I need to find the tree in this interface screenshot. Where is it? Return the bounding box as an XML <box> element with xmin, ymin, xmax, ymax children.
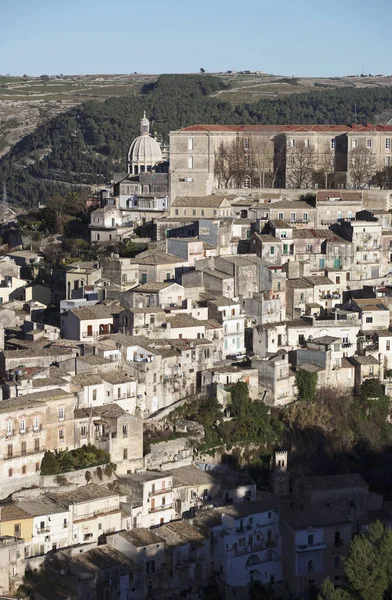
<box><xmin>214</xmin><ymin>142</ymin><xmax>232</xmax><ymax>187</ymax></box>
<box><xmin>316</xmin><ymin>148</ymin><xmax>335</xmax><ymax>189</ymax></box>
<box><xmin>317</xmin><ymin>578</ymin><xmax>351</xmax><ymax>600</ymax></box>
<box><xmin>348</xmin><ymin>147</ymin><xmax>377</xmax><ymax>188</ymax></box>
<box><xmin>40</xmin><ymin>451</ymin><xmax>59</xmax><ymax>475</ymax></box>
<box><xmin>214</xmin><ymin>138</ymin><xmax>249</xmax><ymax>188</ymax></box>
<box><xmin>250</xmin><ymin>136</ymin><xmax>274</xmax><ymax>188</ymax></box>
<box><xmin>200</xmin><ymin>68</ymin><xmax>206</xmax><ymax>74</ymax></box>
<box><xmin>227</xmin><ymin>137</ymin><xmax>249</xmax><ymax>188</ymax></box>
<box><xmin>286</xmin><ymin>140</ymin><xmax>316</xmax><ymax>188</ymax></box>
<box><xmin>371</xmin><ymin>166</ymin><xmax>392</xmax><ymax>189</ymax></box>
<box><xmin>295</xmin><ymin>369</ymin><xmax>318</xmax><ymax>402</ymax></box>
<box><xmin>344</xmin><ymin>523</ymin><xmax>388</xmax><ymax>600</ymax></box>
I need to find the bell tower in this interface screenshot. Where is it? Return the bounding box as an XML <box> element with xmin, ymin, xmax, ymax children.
<box><xmin>270</xmin><ymin>450</ymin><xmax>289</xmax><ymax>496</ymax></box>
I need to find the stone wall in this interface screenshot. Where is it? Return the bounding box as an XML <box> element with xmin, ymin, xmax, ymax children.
<box><xmin>40</xmin><ymin>464</ymin><xmax>117</xmax><ymax>491</ymax></box>
<box><xmin>144</xmin><ymin>437</ymin><xmax>193</xmax><ymax>471</ymax></box>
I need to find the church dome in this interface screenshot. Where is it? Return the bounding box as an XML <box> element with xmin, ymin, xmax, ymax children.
<box><xmin>127</xmin><ymin>112</ymin><xmax>163</xmax><ymax>174</ymax></box>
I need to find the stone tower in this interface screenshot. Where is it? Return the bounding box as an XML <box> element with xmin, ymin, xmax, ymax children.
<box><xmin>270</xmin><ymin>450</ymin><xmax>289</xmax><ymax>496</ymax></box>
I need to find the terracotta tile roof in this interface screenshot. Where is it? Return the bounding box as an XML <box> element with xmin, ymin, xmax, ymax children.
<box><xmin>119</xmin><ymin>528</ymin><xmax>164</xmax><ymax>547</ymax></box>
<box><xmin>178</xmin><ymin>124</ymin><xmax>392</xmax><ymax>133</ymax></box>
<box><xmin>50</xmin><ymin>483</ymin><xmax>119</xmax><ymax>505</ymax></box>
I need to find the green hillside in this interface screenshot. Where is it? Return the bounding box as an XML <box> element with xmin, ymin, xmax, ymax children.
<box><xmin>2</xmin><ymin>74</ymin><xmax>392</xmax><ymax>207</ymax></box>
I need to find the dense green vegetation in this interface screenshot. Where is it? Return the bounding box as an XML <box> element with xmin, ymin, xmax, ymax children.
<box><xmin>170</xmin><ymin>379</ymin><xmax>392</xmax><ymax>496</ymax></box>
<box><xmin>40</xmin><ymin>445</ymin><xmax>111</xmax><ymax>475</ymax></box>
<box><xmin>318</xmin><ymin>521</ymin><xmax>392</xmax><ymax>600</ymax></box>
<box><xmin>2</xmin><ymin>74</ymin><xmax>392</xmax><ymax>206</ymax></box>
<box><xmin>295</xmin><ymin>369</ymin><xmax>318</xmax><ymax>401</ymax></box>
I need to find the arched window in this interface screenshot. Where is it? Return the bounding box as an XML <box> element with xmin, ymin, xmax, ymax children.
<box><xmin>246</xmin><ymin>555</ymin><xmax>261</xmax><ymax>567</ymax></box>
<box><xmin>242</xmin><ymin>176</ymin><xmax>251</xmax><ymax>189</ymax></box>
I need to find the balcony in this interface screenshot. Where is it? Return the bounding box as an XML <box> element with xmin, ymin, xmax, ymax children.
<box><xmin>228</xmin><ymin>539</ymin><xmax>278</xmax><ymax>558</ymax></box>
<box><xmin>37</xmin><ymin>527</ymin><xmax>51</xmax><ymax>534</ymax></box>
<box><xmin>319</xmin><ymin>293</ymin><xmax>341</xmax><ymax>300</ymax></box>
<box><xmin>296</xmin><ymin>542</ymin><xmax>326</xmax><ymax>552</ymax></box>
<box><xmin>74</xmin><ymin>506</ymin><xmax>120</xmax><ymax>521</ymax></box>
<box><xmin>148</xmin><ymin>486</ymin><xmax>173</xmax><ymax>497</ymax></box>
<box><xmin>342</xmin><ymin>342</ymin><xmax>353</xmax><ymax>348</ymax></box>
<box><xmin>148</xmin><ymin>503</ymin><xmax>174</xmax><ymax>514</ymax></box>
<box><xmin>357</xmin><ymin>258</ymin><xmax>379</xmax><ymax>264</ymax></box>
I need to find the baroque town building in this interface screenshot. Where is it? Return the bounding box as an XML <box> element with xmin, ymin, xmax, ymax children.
<box><xmin>169</xmin><ymin>123</ymin><xmax>392</xmax><ymax>198</ymax></box>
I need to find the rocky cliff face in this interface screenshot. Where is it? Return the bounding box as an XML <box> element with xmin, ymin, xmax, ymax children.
<box><xmin>0</xmin><ymin>99</ymin><xmax>80</xmax><ymax>157</ymax></box>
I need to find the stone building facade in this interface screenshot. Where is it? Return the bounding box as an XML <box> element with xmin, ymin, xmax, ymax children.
<box><xmin>169</xmin><ymin>124</ymin><xmax>392</xmax><ymax>198</ymax></box>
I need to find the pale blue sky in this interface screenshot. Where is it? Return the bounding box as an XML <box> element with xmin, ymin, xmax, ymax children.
<box><xmin>1</xmin><ymin>0</ymin><xmax>390</xmax><ymax>77</ymax></box>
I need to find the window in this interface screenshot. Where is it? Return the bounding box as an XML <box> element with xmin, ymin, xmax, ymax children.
<box><xmin>8</xmin><ymin>469</ymin><xmax>12</xmax><ymax>478</ymax></box>
<box><xmin>330</xmin><ymin>139</ymin><xmax>335</xmax><ymax>150</ymax></box>
<box><xmin>306</xmin><ymin>244</ymin><xmax>313</xmax><ymax>253</ymax></box>
<box><xmin>308</xmin><ymin>534</ymin><xmax>314</xmax><ymax>546</ymax></box>
<box><xmin>34</xmin><ymin>439</ymin><xmax>40</xmax><ymax>452</ymax></box>
<box><xmin>21</xmin><ymin>442</ymin><xmax>26</xmax><ymax>456</ymax></box>
<box><xmin>59</xmin><ymin>429</ymin><xmax>64</xmax><ymax>441</ymax></box>
<box><xmin>369</xmin><ymin>366</ymin><xmax>374</xmax><ymax>375</ymax></box>
<box><xmin>387</xmin><ymin>341</ymin><xmax>391</xmax><ymax>351</ymax></box>
<box><xmin>290</xmin><ymin>213</ymin><xmax>296</xmax><ymax>222</ymax></box>
<box><xmin>289</xmin><ymin>139</ymin><xmax>295</xmax><ymax>147</ymax></box>
<box><xmin>366</xmin><ymin>316</ymin><xmax>373</xmax><ymax>323</ymax></box>
<box><xmin>187</xmin><ymin>156</ymin><xmax>193</xmax><ymax>169</ymax></box>
<box><xmin>7</xmin><ymin>444</ymin><xmax>12</xmax><ymax>458</ymax></box>
<box><xmin>348</xmin><ymin>211</ymin><xmax>353</xmax><ymax>219</ymax></box>
<box><xmin>187</xmin><ymin>137</ymin><xmax>193</xmax><ymax>151</ymax></box>
<box><xmin>366</xmin><ymin>138</ymin><xmax>373</xmax><ymax>148</ymax></box>
<box><xmin>201</xmin><ymin>209</ymin><xmax>205</xmax><ymax>216</ymax></box>
<box><xmin>336</xmin><ymin>276</ymin><xmax>340</xmax><ymax>284</ymax></box>
<box><xmin>22</xmin><ymin>465</ymin><xmax>26</xmax><ymax>474</ymax></box>
<box><xmin>352</xmin><ymin>138</ymin><xmax>358</xmax><ymax>149</ymax></box>
<box><xmin>123</xmin><ymin>448</ymin><xmax>128</xmax><ymax>460</ymax></box>
<box><xmin>303</xmin><ymin>213</ymin><xmax>308</xmax><ymax>222</ymax></box>
<box><xmin>192</xmin><ymin>209</ymin><xmax>196</xmax><ymax>216</ymax></box>
<box><xmin>20</xmin><ymin>419</ymin><xmax>26</xmax><ymax>434</ymax></box>
<box><xmin>244</xmin><ymin>138</ymin><xmax>250</xmax><ymax>150</ymax></box>
<box><xmin>175</xmin><ymin>208</ymin><xmax>179</xmax><ymax>216</ymax></box>
<box><xmin>386</xmin><ymin>138</ymin><xmax>391</xmax><ymax>151</ymax></box>
<box><xmin>304</xmin><ymin>139</ymin><xmax>310</xmax><ymax>147</ymax></box>
<box><xmin>278</xmin><ymin>212</ymin><xmax>284</xmax><ymax>220</ymax></box>
<box><xmin>122</xmin><ymin>425</ymin><xmax>128</xmax><ymax>437</ymax></box>
<box><xmin>33</xmin><ymin>417</ymin><xmax>39</xmax><ymax>431</ymax></box>
<box><xmin>58</xmin><ymin>408</ymin><xmax>64</xmax><ymax>421</ymax></box>
<box><xmin>270</xmin><ymin>246</ymin><xmax>275</xmax><ymax>255</ymax></box>
<box><xmin>36</xmin><ymin>462</ymin><xmax>40</xmax><ymax>472</ymax></box>
<box><xmin>319</xmin><ymin>258</ymin><xmax>325</xmax><ymax>268</ymax></box>
<box><xmin>6</xmin><ymin>420</ymin><xmax>12</xmax><ymax>436</ymax></box>
<box><xmin>385</xmin><ymin>156</ymin><xmax>391</xmax><ymax>167</ymax></box>
<box><xmin>281</xmin><ymin>231</ymin><xmax>286</xmax><ymax>239</ymax></box>
<box><xmin>92</xmin><ymin>389</ymin><xmax>97</xmax><ymax>402</ymax></box>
